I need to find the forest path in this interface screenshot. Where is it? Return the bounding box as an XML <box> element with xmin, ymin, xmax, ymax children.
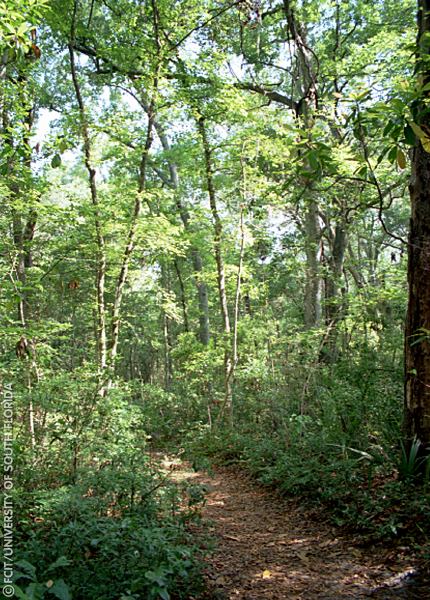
<box><xmin>162</xmin><ymin>455</ymin><xmax>428</xmax><ymax>599</ymax></box>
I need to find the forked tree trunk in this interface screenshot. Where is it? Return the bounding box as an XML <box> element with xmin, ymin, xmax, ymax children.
<box><xmin>404</xmin><ymin>0</ymin><xmax>430</xmax><ymax>451</ymax></box>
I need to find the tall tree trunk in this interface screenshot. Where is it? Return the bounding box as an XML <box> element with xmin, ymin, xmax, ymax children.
<box><xmin>320</xmin><ymin>219</ymin><xmax>348</xmax><ymax>362</ymax></box>
<box><xmin>326</xmin><ymin>222</ymin><xmax>347</xmax><ymax>321</ymax></box>
<box><xmin>303</xmin><ymin>202</ymin><xmax>321</xmax><ymax>328</ymax></box>
<box><xmin>68</xmin><ymin>0</ymin><xmax>107</xmax><ymax>373</ymax></box>
<box><xmin>109</xmin><ymin>109</ymin><xmax>155</xmax><ymax>370</ymax></box>
<box><xmin>173</xmin><ymin>259</ymin><xmax>189</xmax><ymax>332</ymax></box>
<box><xmin>162</xmin><ymin>136</ymin><xmax>211</xmax><ymax>345</ymax></box>
<box><xmin>404</xmin><ymin>0</ymin><xmax>430</xmax><ymax>451</ymax></box>
<box><xmin>109</xmin><ymin>0</ymin><xmax>161</xmax><ymax>382</ymax></box>
<box><xmin>283</xmin><ymin>0</ymin><xmax>322</xmax><ymax>328</ymax></box>
<box><xmin>197</xmin><ymin>116</ymin><xmax>233</xmax><ymax>423</ymax></box>
<box><xmin>4</xmin><ymin>58</ymin><xmax>40</xmax><ymax>449</ymax></box>
<box><xmin>233</xmin><ymin>206</ymin><xmax>245</xmax><ymax>372</ymax></box>
<box><xmin>161</xmin><ymin>265</ymin><xmax>174</xmax><ymax>389</ymax></box>
<box><xmin>138</xmin><ymin>96</ymin><xmax>211</xmax><ymax>345</ymax></box>
<box><xmin>191</xmin><ymin>249</ymin><xmax>211</xmax><ymax>346</ymax></box>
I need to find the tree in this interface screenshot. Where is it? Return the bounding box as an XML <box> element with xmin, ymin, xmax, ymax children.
<box><xmin>404</xmin><ymin>0</ymin><xmax>430</xmax><ymax>452</ymax></box>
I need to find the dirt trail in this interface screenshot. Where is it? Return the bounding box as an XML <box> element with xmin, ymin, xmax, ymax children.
<box><xmin>167</xmin><ymin>459</ymin><xmax>429</xmax><ymax>599</ymax></box>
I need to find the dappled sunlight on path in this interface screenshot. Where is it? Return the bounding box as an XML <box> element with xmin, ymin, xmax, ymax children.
<box><xmin>179</xmin><ymin>466</ymin><xmax>429</xmax><ymax>599</ymax></box>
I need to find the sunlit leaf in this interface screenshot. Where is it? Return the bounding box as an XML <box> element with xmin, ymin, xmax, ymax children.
<box><xmin>396</xmin><ymin>148</ymin><xmax>406</xmax><ymax>169</ymax></box>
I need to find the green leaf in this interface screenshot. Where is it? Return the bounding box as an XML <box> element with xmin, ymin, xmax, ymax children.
<box><xmin>421</xmin><ymin>136</ymin><xmax>430</xmax><ymax>153</ymax></box>
<box><xmin>58</xmin><ymin>138</ymin><xmax>68</xmax><ymax>153</ymax></box>
<box><xmin>353</xmin><ymin>89</ymin><xmax>371</xmax><ymax>102</ymax></box>
<box><xmin>51</xmin><ymin>154</ymin><xmax>62</xmax><ymax>168</ymax></box>
<box><xmin>407</xmin><ymin>122</ymin><xmax>430</xmax><ymax>152</ymax></box>
<box><xmin>25</xmin><ymin>582</ymin><xmax>46</xmax><ymax>600</ymax></box>
<box><xmin>307</xmin><ymin>151</ymin><xmax>320</xmax><ymax>171</ymax></box>
<box><xmin>48</xmin><ymin>579</ymin><xmax>71</xmax><ymax>600</ymax></box>
<box><xmin>46</xmin><ymin>557</ymin><xmax>72</xmax><ymax>573</ymax></box>
<box><xmin>12</xmin><ymin>585</ymin><xmax>31</xmax><ymax>600</ymax></box>
<box><xmin>16</xmin><ymin>561</ymin><xmax>37</xmax><ymax>582</ymax></box>
<box><xmin>383</xmin><ymin>121</ymin><xmax>394</xmax><ymax>137</ymax></box>
<box><xmin>387</xmin><ymin>146</ymin><xmax>398</xmax><ymax>164</ymax></box>
<box><xmin>404</xmin><ymin>124</ymin><xmax>416</xmax><ymax>146</ymax></box>
<box><xmin>157</xmin><ymin>588</ymin><xmax>170</xmax><ymax>600</ymax></box>
<box><xmin>17</xmin><ymin>22</ymin><xmax>30</xmax><ymax>37</ymax></box>
<box><xmin>409</xmin><ymin>121</ymin><xmax>426</xmax><ymax>140</ymax></box>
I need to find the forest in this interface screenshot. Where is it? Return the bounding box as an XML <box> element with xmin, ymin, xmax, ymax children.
<box><xmin>1</xmin><ymin>0</ymin><xmax>430</xmax><ymax>598</ymax></box>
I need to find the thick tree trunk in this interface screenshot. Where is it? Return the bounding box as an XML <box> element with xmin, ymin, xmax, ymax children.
<box><xmin>160</xmin><ymin>264</ymin><xmax>174</xmax><ymax>388</ymax></box>
<box><xmin>320</xmin><ymin>220</ymin><xmax>348</xmax><ymax>361</ymax></box>
<box><xmin>327</xmin><ymin>223</ymin><xmax>347</xmax><ymax>318</ymax></box>
<box><xmin>198</xmin><ymin>117</ymin><xmax>231</xmax><ymax>336</ymax></box>
<box><xmin>191</xmin><ymin>249</ymin><xmax>211</xmax><ymax>346</ymax></box>
<box><xmin>405</xmin><ymin>143</ymin><xmax>430</xmax><ymax>448</ymax></box>
<box><xmin>158</xmin><ymin>126</ymin><xmax>211</xmax><ymax>344</ymax></box>
<box><xmin>4</xmin><ymin>62</ymin><xmax>40</xmax><ymax>449</ymax></box>
<box><xmin>404</xmin><ymin>0</ymin><xmax>430</xmax><ymax>451</ymax></box>
<box><xmin>109</xmin><ymin>2</ymin><xmax>161</xmax><ymax>377</ymax></box>
<box><xmin>157</xmin><ymin>123</ymin><xmax>211</xmax><ymax>345</ymax></box>
<box><xmin>283</xmin><ymin>0</ymin><xmax>321</xmax><ymax>329</ymax></box>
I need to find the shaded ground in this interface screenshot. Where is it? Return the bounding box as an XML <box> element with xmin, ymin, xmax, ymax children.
<box><xmin>163</xmin><ymin>456</ymin><xmax>429</xmax><ymax>599</ymax></box>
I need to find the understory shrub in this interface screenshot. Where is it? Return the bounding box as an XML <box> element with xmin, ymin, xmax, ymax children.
<box><xmin>2</xmin><ymin>373</ymin><xmax>205</xmax><ymax>600</ymax></box>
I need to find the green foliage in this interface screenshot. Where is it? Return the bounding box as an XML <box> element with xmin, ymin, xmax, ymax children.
<box><xmin>399</xmin><ymin>437</ymin><xmax>430</xmax><ymax>482</ymax></box>
<box><xmin>0</xmin><ymin>0</ymin><xmax>427</xmax><ymax>593</ymax></box>
<box><xmin>2</xmin><ymin>377</ymin><xmax>204</xmax><ymax>600</ymax></box>
<box><xmin>10</xmin><ymin>483</ymin><xmax>202</xmax><ymax>600</ymax></box>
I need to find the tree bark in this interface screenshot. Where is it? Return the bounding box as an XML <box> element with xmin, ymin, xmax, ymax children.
<box><xmin>109</xmin><ymin>0</ymin><xmax>161</xmax><ymax>382</ymax></box>
<box><xmin>303</xmin><ymin>202</ymin><xmax>321</xmax><ymax>328</ymax></box>
<box><xmin>68</xmin><ymin>0</ymin><xmax>107</xmax><ymax>373</ymax></box>
<box><xmin>152</xmin><ymin>109</ymin><xmax>211</xmax><ymax>345</ymax></box>
<box><xmin>404</xmin><ymin>0</ymin><xmax>430</xmax><ymax>450</ymax></box>
<box><xmin>283</xmin><ymin>0</ymin><xmax>322</xmax><ymax>328</ymax></box>
<box><xmin>197</xmin><ymin>115</ymin><xmax>233</xmax><ymax>423</ymax></box>
<box><xmin>3</xmin><ymin>55</ymin><xmax>40</xmax><ymax>449</ymax></box>
<box><xmin>320</xmin><ymin>218</ymin><xmax>348</xmax><ymax>361</ymax></box>
<box><xmin>161</xmin><ymin>265</ymin><xmax>174</xmax><ymax>389</ymax></box>
<box><xmin>173</xmin><ymin>259</ymin><xmax>189</xmax><ymax>332</ymax></box>
<box><xmin>109</xmin><ymin>109</ymin><xmax>154</xmax><ymax>369</ymax></box>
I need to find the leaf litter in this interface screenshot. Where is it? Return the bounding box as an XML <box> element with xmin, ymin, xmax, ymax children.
<box><xmin>169</xmin><ymin>462</ymin><xmax>430</xmax><ymax>599</ymax></box>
